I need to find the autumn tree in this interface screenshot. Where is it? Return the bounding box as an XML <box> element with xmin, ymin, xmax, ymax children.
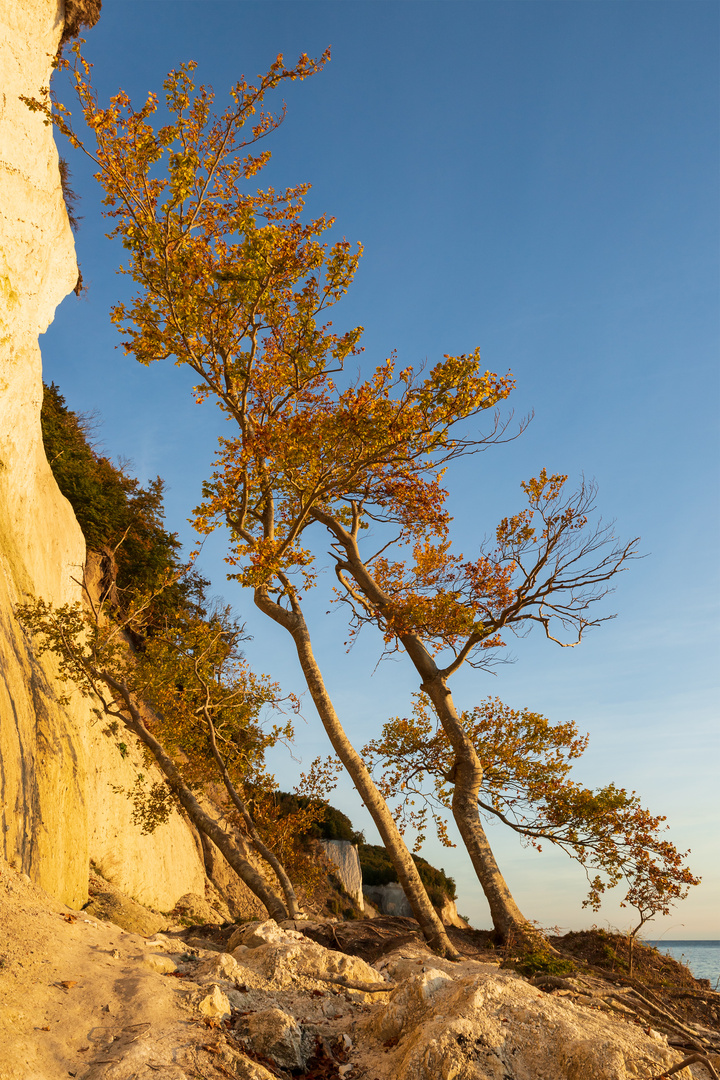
<box><xmin>27</xmin><ymin>47</ymin><xmax>660</xmax><ymax>950</ymax></box>
<box><xmin>16</xmin><ymin>576</ymin><xmax>304</xmax><ymax>920</ymax></box>
<box><xmin>37</xmin><ymin>380</ymin><xmax>306</xmax><ymax>916</ymax></box>
<box><xmin>25</xmin><ymin>46</ymin><xmax>459</xmax><ymax>957</ymax></box>
<box><xmin>364</xmin><ymin>695</ymin><xmax>699</xmax><ymax>935</ymax></box>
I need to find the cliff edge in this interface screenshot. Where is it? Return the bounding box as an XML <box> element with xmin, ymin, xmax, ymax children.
<box><xmin>0</xmin><ymin>0</ymin><xmax>205</xmax><ymax>910</ymax></box>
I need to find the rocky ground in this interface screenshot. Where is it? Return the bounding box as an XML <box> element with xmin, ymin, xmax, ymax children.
<box><xmin>1</xmin><ymin>858</ymin><xmax>718</xmax><ymax>1080</ymax></box>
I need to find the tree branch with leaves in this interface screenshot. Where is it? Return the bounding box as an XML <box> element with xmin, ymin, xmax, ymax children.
<box><xmin>364</xmin><ymin>695</ymin><xmax>699</xmax><ymax>936</ymax></box>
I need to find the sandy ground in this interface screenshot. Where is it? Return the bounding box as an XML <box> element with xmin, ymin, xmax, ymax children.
<box><xmin>0</xmin><ymin>861</ymin><xmax>222</xmax><ymax>1080</ymax></box>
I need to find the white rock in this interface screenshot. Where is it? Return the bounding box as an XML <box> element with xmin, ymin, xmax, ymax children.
<box><xmin>367</xmin><ymin>969</ymin><xmax>454</xmax><ymax>1044</ymax></box>
<box><xmin>318</xmin><ymin>840</ymin><xmax>364</xmax><ymax>908</ymax></box>
<box><xmin>198</xmin><ymin>984</ymin><xmax>231</xmax><ymax>1021</ymax></box>
<box><xmin>195</xmin><ymin>952</ymin><xmax>242</xmax><ymax>981</ymax></box>
<box><xmin>437</xmin><ymin>897</ymin><xmax>470</xmax><ymax>928</ymax></box>
<box><xmin>232</xmin><ymin>1057</ymin><xmax>278</xmax><ymax>1080</ymax></box>
<box><xmin>227</xmin><ymin>919</ymin><xmax>306</xmax><ymax>950</ymax></box>
<box><xmin>239</xmin><ymin>938</ymin><xmax>384</xmax><ymax>995</ymax></box>
<box><xmin>143</xmin><ymin>952</ymin><xmax>178</xmax><ymax>974</ymax></box>
<box><xmin>372</xmin><ymin>971</ymin><xmax>684</xmax><ymax>1080</ymax></box>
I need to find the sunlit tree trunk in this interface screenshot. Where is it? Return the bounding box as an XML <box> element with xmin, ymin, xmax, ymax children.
<box><xmin>407</xmin><ymin>656</ymin><xmax>539</xmax><ymax>947</ymax></box>
<box><xmin>321</xmin><ymin>514</ymin><xmax>541</xmax><ymax>946</ymax></box>
<box><xmin>254</xmin><ymin>586</ymin><xmax>459</xmax><ymax>960</ymax></box>
<box><xmin>98</xmin><ymin>670</ymin><xmax>289</xmax><ymax>922</ymax></box>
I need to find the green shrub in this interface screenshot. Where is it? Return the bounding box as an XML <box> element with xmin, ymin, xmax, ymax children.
<box><xmin>269</xmin><ymin>792</ymin><xmax>365</xmax><ymax>845</ymax></box>
<box><xmin>514</xmin><ymin>950</ymin><xmax>576</xmax><ymax>979</ymax></box>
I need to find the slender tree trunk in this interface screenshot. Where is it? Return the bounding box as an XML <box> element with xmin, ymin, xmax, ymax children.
<box><xmin>415</xmin><ymin>669</ymin><xmax>541</xmax><ymax>948</ymax></box>
<box><xmin>203</xmin><ymin>712</ymin><xmax>302</xmax><ymax>919</ymax></box>
<box><xmin>254</xmin><ymin>587</ymin><xmax>459</xmax><ymax>960</ymax></box>
<box><xmin>99</xmin><ymin>671</ymin><xmax>289</xmax><ymax>922</ymax></box>
<box><xmin>315</xmin><ymin>513</ymin><xmax>542</xmax><ymax>947</ymax></box>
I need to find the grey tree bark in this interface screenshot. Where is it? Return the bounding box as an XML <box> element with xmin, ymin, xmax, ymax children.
<box><xmin>254</xmin><ymin>585</ymin><xmax>460</xmax><ymax>960</ymax></box>
<box><xmin>315</xmin><ymin>509</ymin><xmax>542</xmax><ymax>947</ymax></box>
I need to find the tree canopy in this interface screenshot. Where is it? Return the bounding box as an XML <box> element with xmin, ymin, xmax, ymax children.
<box><xmin>21</xmin><ymin>45</ymin><xmax>699</xmax><ymax>950</ymax></box>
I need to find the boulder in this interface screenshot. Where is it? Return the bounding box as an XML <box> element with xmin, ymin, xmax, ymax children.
<box><xmin>246</xmin><ymin>1007</ymin><xmax>306</xmax><ymax>1071</ymax></box>
<box><xmin>367</xmin><ymin>969</ymin><xmax>684</xmax><ymax>1080</ymax></box>
<box><xmin>84</xmin><ymin>886</ymin><xmax>167</xmax><ymax>936</ymax></box>
<box><xmin>194</xmin><ymin>951</ymin><xmax>244</xmax><ymax>982</ymax></box>
<box><xmin>238</xmin><ymin>937</ymin><xmax>389</xmax><ymax>995</ymax></box>
<box><xmin>367</xmin><ymin>969</ymin><xmax>455</xmax><ymax>1044</ymax></box>
<box><xmin>172</xmin><ymin>892</ymin><xmax>225</xmax><ymax>926</ymax></box>
<box><xmin>227</xmin><ymin>919</ymin><xmax>307</xmax><ymax>951</ymax></box>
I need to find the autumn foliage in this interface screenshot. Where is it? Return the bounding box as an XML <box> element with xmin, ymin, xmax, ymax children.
<box><xmin>365</xmin><ymin>695</ymin><xmax>700</xmax><ymax>929</ymax></box>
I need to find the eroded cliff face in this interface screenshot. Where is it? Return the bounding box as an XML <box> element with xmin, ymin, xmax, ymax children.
<box><xmin>0</xmin><ymin>0</ymin><xmax>205</xmax><ymax>910</ymax></box>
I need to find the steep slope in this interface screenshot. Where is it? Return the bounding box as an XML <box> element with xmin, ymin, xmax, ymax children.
<box><xmin>0</xmin><ymin>0</ymin><xmax>205</xmax><ymax>909</ymax></box>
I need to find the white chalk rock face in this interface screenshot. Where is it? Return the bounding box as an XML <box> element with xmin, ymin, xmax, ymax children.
<box><xmin>319</xmin><ymin>840</ymin><xmax>364</xmax><ymax>908</ymax></box>
<box><xmin>0</xmin><ymin>0</ymin><xmax>206</xmax><ymax>910</ymax></box>
<box><xmin>362</xmin><ymin>883</ymin><xmax>414</xmax><ymax>918</ymax></box>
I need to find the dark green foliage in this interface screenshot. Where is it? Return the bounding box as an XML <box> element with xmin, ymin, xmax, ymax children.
<box><xmin>41</xmin><ymin>383</ymin><xmax>202</xmax><ymax>622</ymax></box>
<box><xmin>513</xmin><ymin>950</ymin><xmax>576</xmax><ymax>979</ymax></box>
<box><xmin>358</xmin><ymin>843</ymin><xmax>457</xmax><ymax>906</ymax></box>
<box><xmin>270</xmin><ymin>793</ymin><xmax>365</xmax><ymax>845</ymax></box>
<box><xmin>317</xmin><ymin>803</ymin><xmax>365</xmax><ymax>845</ymax></box>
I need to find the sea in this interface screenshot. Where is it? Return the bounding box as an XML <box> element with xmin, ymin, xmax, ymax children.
<box><xmin>646</xmin><ymin>940</ymin><xmax>720</xmax><ymax>988</ymax></box>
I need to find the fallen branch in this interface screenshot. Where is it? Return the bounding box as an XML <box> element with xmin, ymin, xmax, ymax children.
<box><xmin>651</xmin><ymin>1053</ymin><xmax>720</xmax><ymax>1080</ymax></box>
<box><xmin>312</xmin><ymin>973</ymin><xmax>396</xmax><ymax>993</ymax></box>
<box><xmin>626</xmin><ymin>988</ymin><xmax>716</xmax><ymax>1046</ymax></box>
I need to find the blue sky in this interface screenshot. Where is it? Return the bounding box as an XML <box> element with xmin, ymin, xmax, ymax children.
<box><xmin>43</xmin><ymin>1</ymin><xmax>718</xmax><ymax>936</ymax></box>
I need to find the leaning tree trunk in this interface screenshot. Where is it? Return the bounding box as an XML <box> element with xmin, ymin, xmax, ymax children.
<box><xmin>254</xmin><ymin>587</ymin><xmax>459</xmax><ymax>961</ymax></box>
<box><xmin>323</xmin><ymin>514</ymin><xmax>537</xmax><ymax>946</ymax></box>
<box><xmin>99</xmin><ymin>670</ymin><xmax>289</xmax><ymax>922</ymax></box>
<box><xmin>418</xmin><ymin>669</ymin><xmax>549</xmax><ymax>951</ymax></box>
<box><xmin>203</xmin><ymin>712</ymin><xmax>302</xmax><ymax>919</ymax></box>
<box><xmin>319</xmin><ymin>516</ymin><xmax>542</xmax><ymax>948</ymax></box>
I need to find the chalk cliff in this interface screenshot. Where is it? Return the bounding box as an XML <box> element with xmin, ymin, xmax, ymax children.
<box><xmin>0</xmin><ymin>0</ymin><xmax>205</xmax><ymax>910</ymax></box>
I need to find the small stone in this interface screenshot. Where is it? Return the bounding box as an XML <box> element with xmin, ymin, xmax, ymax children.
<box><xmin>232</xmin><ymin>1057</ymin><xmax>278</xmax><ymax>1080</ymax></box>
<box><xmin>198</xmin><ymin>985</ymin><xmax>231</xmax><ymax>1021</ymax></box>
<box><xmin>143</xmin><ymin>952</ymin><xmax>178</xmax><ymax>974</ymax></box>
